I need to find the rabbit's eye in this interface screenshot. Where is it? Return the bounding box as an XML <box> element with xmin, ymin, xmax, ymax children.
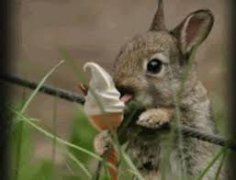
<box><xmin>147</xmin><ymin>58</ymin><xmax>162</xmax><ymax>74</ymax></box>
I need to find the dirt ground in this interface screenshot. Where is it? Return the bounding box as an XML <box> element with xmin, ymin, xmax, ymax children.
<box><xmin>11</xmin><ymin>0</ymin><xmax>230</xmax><ymax>163</ymax></box>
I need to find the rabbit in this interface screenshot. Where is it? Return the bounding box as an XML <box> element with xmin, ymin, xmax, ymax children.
<box><xmin>94</xmin><ymin>0</ymin><xmax>226</xmax><ymax>179</ymax></box>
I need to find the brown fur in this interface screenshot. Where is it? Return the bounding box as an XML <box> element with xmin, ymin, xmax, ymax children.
<box><xmin>95</xmin><ymin>1</ymin><xmax>226</xmax><ymax>179</ymax></box>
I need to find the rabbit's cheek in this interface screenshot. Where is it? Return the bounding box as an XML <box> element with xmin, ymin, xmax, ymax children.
<box><xmin>135</xmin><ymin>93</ymin><xmax>154</xmax><ymax>107</ymax></box>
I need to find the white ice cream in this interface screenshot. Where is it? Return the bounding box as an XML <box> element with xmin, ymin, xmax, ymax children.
<box><xmin>83</xmin><ymin>62</ymin><xmax>124</xmax><ymax>115</ymax></box>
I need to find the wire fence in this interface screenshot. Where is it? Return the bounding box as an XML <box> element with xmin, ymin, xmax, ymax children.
<box><xmin>1</xmin><ymin>74</ymin><xmax>236</xmax><ymax>151</ymax></box>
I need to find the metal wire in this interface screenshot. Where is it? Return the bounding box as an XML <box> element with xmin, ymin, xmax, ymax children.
<box><xmin>1</xmin><ymin>74</ymin><xmax>235</xmax><ymax>151</ymax></box>
<box><xmin>0</xmin><ymin>73</ymin><xmax>85</xmax><ymax>104</ymax></box>
<box><xmin>178</xmin><ymin>125</ymin><xmax>236</xmax><ymax>151</ymax></box>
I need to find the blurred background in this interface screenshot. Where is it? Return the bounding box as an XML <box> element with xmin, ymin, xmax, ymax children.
<box><xmin>8</xmin><ymin>0</ymin><xmax>230</xmax><ymax>179</ymax></box>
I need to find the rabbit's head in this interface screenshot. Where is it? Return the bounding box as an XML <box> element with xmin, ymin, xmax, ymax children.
<box><xmin>113</xmin><ymin>0</ymin><xmax>214</xmax><ymax>108</ymax></box>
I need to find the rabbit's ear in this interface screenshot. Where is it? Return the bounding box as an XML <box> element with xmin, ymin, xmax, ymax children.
<box><xmin>172</xmin><ymin>9</ymin><xmax>214</xmax><ymax>55</ymax></box>
<box><xmin>150</xmin><ymin>0</ymin><xmax>166</xmax><ymax>31</ymax></box>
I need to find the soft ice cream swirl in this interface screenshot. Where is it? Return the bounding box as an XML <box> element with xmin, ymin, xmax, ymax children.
<box><xmin>83</xmin><ymin>62</ymin><xmax>124</xmax><ymax>115</ymax></box>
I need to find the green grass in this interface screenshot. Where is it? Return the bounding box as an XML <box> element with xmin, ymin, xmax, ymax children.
<box><xmin>10</xmin><ymin>105</ymin><xmax>143</xmax><ymax>180</ymax></box>
<box><xmin>10</xmin><ymin>96</ymin><xmax>228</xmax><ymax>180</ymax></box>
<box><xmin>9</xmin><ymin>59</ymin><xmax>143</xmax><ymax>180</ymax></box>
<box><xmin>9</xmin><ymin>55</ymin><xmax>229</xmax><ymax>180</ymax></box>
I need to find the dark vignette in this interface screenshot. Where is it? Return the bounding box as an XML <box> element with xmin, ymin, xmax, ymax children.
<box><xmin>0</xmin><ymin>1</ymin><xmax>233</xmax><ymax>180</ymax></box>
<box><xmin>0</xmin><ymin>0</ymin><xmax>13</xmax><ymax>180</ymax></box>
<box><xmin>229</xmin><ymin>0</ymin><xmax>236</xmax><ymax>179</ymax></box>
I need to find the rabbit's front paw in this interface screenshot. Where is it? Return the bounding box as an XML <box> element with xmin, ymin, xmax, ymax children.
<box><xmin>136</xmin><ymin>108</ymin><xmax>173</xmax><ymax>129</ymax></box>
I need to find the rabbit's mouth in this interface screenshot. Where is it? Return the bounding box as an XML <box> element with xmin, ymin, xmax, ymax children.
<box><xmin>117</xmin><ymin>86</ymin><xmax>135</xmax><ymax>104</ymax></box>
<box><xmin>120</xmin><ymin>94</ymin><xmax>133</xmax><ymax>104</ymax></box>
<box><xmin>118</xmin><ymin>86</ymin><xmax>152</xmax><ymax>107</ymax></box>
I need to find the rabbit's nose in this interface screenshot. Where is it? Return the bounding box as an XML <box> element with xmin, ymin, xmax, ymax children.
<box><xmin>116</xmin><ymin>86</ymin><xmax>134</xmax><ymax>96</ymax></box>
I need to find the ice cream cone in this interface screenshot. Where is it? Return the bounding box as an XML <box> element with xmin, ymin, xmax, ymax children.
<box><xmin>89</xmin><ymin>112</ymin><xmax>123</xmax><ymax>130</ymax></box>
<box><xmin>83</xmin><ymin>62</ymin><xmax>125</xmax><ymax>130</ymax></box>
<box><xmin>82</xmin><ymin>62</ymin><xmax>124</xmax><ymax>180</ymax></box>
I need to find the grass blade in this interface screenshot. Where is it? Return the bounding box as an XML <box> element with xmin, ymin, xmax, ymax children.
<box><xmin>14</xmin><ymin>60</ymin><xmax>64</xmax><ymax>180</ymax></box>
<box><xmin>215</xmin><ymin>149</ymin><xmax>228</xmax><ymax>180</ymax></box>
<box><xmin>20</xmin><ymin>60</ymin><xmax>64</xmax><ymax>114</ymax></box>
<box><xmin>66</xmin><ymin>149</ymin><xmax>92</xmax><ymax>179</ymax></box>
<box><xmin>120</xmin><ymin>149</ymin><xmax>144</xmax><ymax>180</ymax></box>
<box><xmin>12</xmin><ymin>109</ymin><xmax>101</xmax><ymax>160</ymax></box>
<box><xmin>195</xmin><ymin>147</ymin><xmax>226</xmax><ymax>180</ymax></box>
